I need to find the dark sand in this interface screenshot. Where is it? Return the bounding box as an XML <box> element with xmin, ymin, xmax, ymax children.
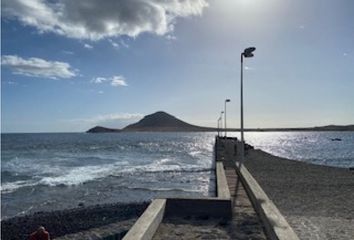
<box><xmin>1</xmin><ymin>202</ymin><xmax>148</xmax><ymax>240</ymax></box>
<box><xmin>244</xmin><ymin>149</ymin><xmax>354</xmax><ymax>240</ymax></box>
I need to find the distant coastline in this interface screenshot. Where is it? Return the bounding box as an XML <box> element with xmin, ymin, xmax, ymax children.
<box><xmin>86</xmin><ymin>111</ymin><xmax>354</xmax><ymax>133</ymax></box>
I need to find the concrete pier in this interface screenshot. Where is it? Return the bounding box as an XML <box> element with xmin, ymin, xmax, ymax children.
<box><xmin>127</xmin><ymin>137</ymin><xmax>270</xmax><ymax>240</ymax></box>
<box><xmin>57</xmin><ymin>136</ymin><xmax>299</xmax><ymax>240</ymax></box>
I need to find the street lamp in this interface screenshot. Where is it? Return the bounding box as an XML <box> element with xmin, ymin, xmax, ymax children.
<box><xmin>218</xmin><ymin>111</ymin><xmax>224</xmax><ymax>137</ymax></box>
<box><xmin>240</xmin><ymin>47</ymin><xmax>256</xmax><ymax>165</ymax></box>
<box><xmin>224</xmin><ymin>99</ymin><xmax>231</xmax><ymax>138</ymax></box>
<box><xmin>217</xmin><ymin>117</ymin><xmax>221</xmax><ymax>137</ymax></box>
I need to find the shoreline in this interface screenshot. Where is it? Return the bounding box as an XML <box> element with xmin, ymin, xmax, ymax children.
<box><xmin>244</xmin><ymin>148</ymin><xmax>354</xmax><ymax>240</ymax></box>
<box><xmin>2</xmin><ymin>148</ymin><xmax>353</xmax><ymax>239</ymax></box>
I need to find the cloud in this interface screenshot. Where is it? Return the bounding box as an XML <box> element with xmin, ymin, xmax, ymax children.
<box><xmin>108</xmin><ymin>39</ymin><xmax>120</xmax><ymax>50</ymax></box>
<box><xmin>2</xmin><ymin>0</ymin><xmax>208</xmax><ymax>40</ymax></box>
<box><xmin>166</xmin><ymin>34</ymin><xmax>177</xmax><ymax>40</ymax></box>
<box><xmin>1</xmin><ymin>55</ymin><xmax>77</xmax><ymax>79</ymax></box>
<box><xmin>92</xmin><ymin>75</ymin><xmax>127</xmax><ymax>87</ymax></box>
<box><xmin>108</xmin><ymin>39</ymin><xmax>129</xmax><ymax>50</ymax></box>
<box><xmin>111</xmin><ymin>76</ymin><xmax>127</xmax><ymax>87</ymax></box>
<box><xmin>92</xmin><ymin>77</ymin><xmax>107</xmax><ymax>83</ymax></box>
<box><xmin>67</xmin><ymin>113</ymin><xmax>144</xmax><ymax>127</ymax></box>
<box><xmin>84</xmin><ymin>43</ymin><xmax>93</xmax><ymax>49</ymax></box>
<box><xmin>2</xmin><ymin>81</ymin><xmax>18</xmax><ymax>86</ymax></box>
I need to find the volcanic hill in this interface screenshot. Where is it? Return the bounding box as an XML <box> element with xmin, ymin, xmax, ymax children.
<box><xmin>86</xmin><ymin>111</ymin><xmax>213</xmax><ymax>133</ymax></box>
<box><xmin>123</xmin><ymin>111</ymin><xmax>211</xmax><ymax>132</ymax></box>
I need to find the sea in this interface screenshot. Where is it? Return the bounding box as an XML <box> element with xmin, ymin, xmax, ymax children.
<box><xmin>1</xmin><ymin>131</ymin><xmax>354</xmax><ymax>219</ymax></box>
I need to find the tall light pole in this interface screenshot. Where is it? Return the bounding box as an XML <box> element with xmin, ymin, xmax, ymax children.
<box><xmin>224</xmin><ymin>99</ymin><xmax>231</xmax><ymax>138</ymax></box>
<box><xmin>217</xmin><ymin>117</ymin><xmax>221</xmax><ymax>136</ymax></box>
<box><xmin>219</xmin><ymin>111</ymin><xmax>224</xmax><ymax>137</ymax></box>
<box><xmin>240</xmin><ymin>47</ymin><xmax>256</xmax><ymax>165</ymax></box>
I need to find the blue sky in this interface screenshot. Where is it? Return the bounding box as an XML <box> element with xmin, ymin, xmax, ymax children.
<box><xmin>1</xmin><ymin>0</ymin><xmax>354</xmax><ymax>133</ymax></box>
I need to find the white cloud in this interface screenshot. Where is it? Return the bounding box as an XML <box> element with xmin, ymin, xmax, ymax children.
<box><xmin>1</xmin><ymin>55</ymin><xmax>77</xmax><ymax>79</ymax></box>
<box><xmin>108</xmin><ymin>39</ymin><xmax>129</xmax><ymax>50</ymax></box>
<box><xmin>108</xmin><ymin>39</ymin><xmax>120</xmax><ymax>50</ymax></box>
<box><xmin>92</xmin><ymin>75</ymin><xmax>127</xmax><ymax>87</ymax></box>
<box><xmin>2</xmin><ymin>0</ymin><xmax>208</xmax><ymax>40</ymax></box>
<box><xmin>92</xmin><ymin>77</ymin><xmax>107</xmax><ymax>83</ymax></box>
<box><xmin>111</xmin><ymin>76</ymin><xmax>127</xmax><ymax>87</ymax></box>
<box><xmin>67</xmin><ymin>113</ymin><xmax>143</xmax><ymax>126</ymax></box>
<box><xmin>120</xmin><ymin>40</ymin><xmax>129</xmax><ymax>48</ymax></box>
<box><xmin>84</xmin><ymin>43</ymin><xmax>93</xmax><ymax>49</ymax></box>
<box><xmin>3</xmin><ymin>81</ymin><xmax>18</xmax><ymax>86</ymax></box>
<box><xmin>166</xmin><ymin>34</ymin><xmax>177</xmax><ymax>40</ymax></box>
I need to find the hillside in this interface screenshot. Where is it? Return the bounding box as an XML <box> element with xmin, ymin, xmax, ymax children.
<box><xmin>313</xmin><ymin>125</ymin><xmax>354</xmax><ymax>131</ymax></box>
<box><xmin>122</xmin><ymin>111</ymin><xmax>211</xmax><ymax>132</ymax></box>
<box><xmin>86</xmin><ymin>112</ymin><xmax>354</xmax><ymax>133</ymax></box>
<box><xmin>86</xmin><ymin>126</ymin><xmax>121</xmax><ymax>133</ymax></box>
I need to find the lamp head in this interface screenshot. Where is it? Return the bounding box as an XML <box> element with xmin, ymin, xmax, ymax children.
<box><xmin>243</xmin><ymin>47</ymin><xmax>256</xmax><ymax>58</ymax></box>
<box><xmin>225</xmin><ymin>99</ymin><xmax>231</xmax><ymax>102</ymax></box>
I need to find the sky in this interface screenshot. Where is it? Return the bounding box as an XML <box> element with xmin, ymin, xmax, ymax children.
<box><xmin>1</xmin><ymin>0</ymin><xmax>354</xmax><ymax>133</ymax></box>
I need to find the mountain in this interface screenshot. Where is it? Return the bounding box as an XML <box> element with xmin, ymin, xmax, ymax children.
<box><xmin>86</xmin><ymin>112</ymin><xmax>354</xmax><ymax>133</ymax></box>
<box><xmin>123</xmin><ymin>111</ymin><xmax>211</xmax><ymax>132</ymax></box>
<box><xmin>312</xmin><ymin>125</ymin><xmax>354</xmax><ymax>131</ymax></box>
<box><xmin>86</xmin><ymin>126</ymin><xmax>121</xmax><ymax>133</ymax></box>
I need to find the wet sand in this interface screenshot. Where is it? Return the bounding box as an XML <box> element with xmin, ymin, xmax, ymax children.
<box><xmin>1</xmin><ymin>202</ymin><xmax>148</xmax><ymax>240</ymax></box>
<box><xmin>244</xmin><ymin>148</ymin><xmax>354</xmax><ymax>240</ymax></box>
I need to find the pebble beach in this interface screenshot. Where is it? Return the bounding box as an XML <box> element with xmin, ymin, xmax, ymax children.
<box><xmin>1</xmin><ymin>202</ymin><xmax>148</xmax><ymax>240</ymax></box>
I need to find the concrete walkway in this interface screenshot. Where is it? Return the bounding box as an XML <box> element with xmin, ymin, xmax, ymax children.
<box><xmin>126</xmin><ymin>137</ymin><xmax>298</xmax><ymax>240</ymax></box>
<box><xmin>152</xmin><ymin>137</ymin><xmax>267</xmax><ymax>240</ymax></box>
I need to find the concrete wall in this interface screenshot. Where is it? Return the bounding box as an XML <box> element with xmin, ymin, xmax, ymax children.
<box><xmin>237</xmin><ymin>165</ymin><xmax>299</xmax><ymax>240</ymax></box>
<box><xmin>122</xmin><ymin>199</ymin><xmax>166</xmax><ymax>240</ymax></box>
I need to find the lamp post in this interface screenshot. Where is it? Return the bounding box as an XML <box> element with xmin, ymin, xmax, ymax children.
<box><xmin>240</xmin><ymin>47</ymin><xmax>256</xmax><ymax>166</ymax></box>
<box><xmin>217</xmin><ymin>117</ymin><xmax>221</xmax><ymax>137</ymax></box>
<box><xmin>219</xmin><ymin>111</ymin><xmax>224</xmax><ymax>137</ymax></box>
<box><xmin>224</xmin><ymin>99</ymin><xmax>231</xmax><ymax>138</ymax></box>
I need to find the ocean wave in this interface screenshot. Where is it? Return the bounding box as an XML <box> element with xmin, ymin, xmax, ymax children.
<box><xmin>1</xmin><ymin>180</ymin><xmax>37</xmax><ymax>194</ymax></box>
<box><xmin>189</xmin><ymin>150</ymin><xmax>202</xmax><ymax>157</ymax></box>
<box><xmin>1</xmin><ymin>158</ymin><xmax>214</xmax><ymax>192</ymax></box>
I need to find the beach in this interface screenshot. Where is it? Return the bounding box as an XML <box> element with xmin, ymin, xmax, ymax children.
<box><xmin>1</xmin><ymin>202</ymin><xmax>148</xmax><ymax>240</ymax></box>
<box><xmin>244</xmin><ymin>148</ymin><xmax>354</xmax><ymax>240</ymax></box>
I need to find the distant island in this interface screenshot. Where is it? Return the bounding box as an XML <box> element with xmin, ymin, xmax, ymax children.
<box><xmin>86</xmin><ymin>111</ymin><xmax>354</xmax><ymax>133</ymax></box>
<box><xmin>87</xmin><ymin>126</ymin><xmax>121</xmax><ymax>133</ymax></box>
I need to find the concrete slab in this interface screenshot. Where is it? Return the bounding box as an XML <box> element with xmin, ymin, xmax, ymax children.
<box><xmin>216</xmin><ymin>162</ymin><xmax>231</xmax><ymax>199</ymax></box>
<box><xmin>123</xmin><ymin>199</ymin><xmax>166</xmax><ymax>240</ymax></box>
